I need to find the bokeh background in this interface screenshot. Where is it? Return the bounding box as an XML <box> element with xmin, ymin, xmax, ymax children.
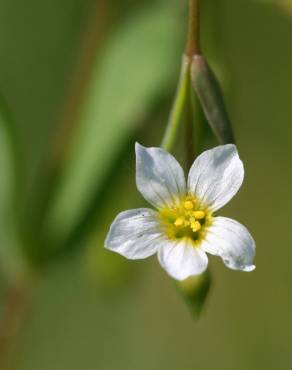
<box><xmin>0</xmin><ymin>0</ymin><xmax>291</xmax><ymax>369</ymax></box>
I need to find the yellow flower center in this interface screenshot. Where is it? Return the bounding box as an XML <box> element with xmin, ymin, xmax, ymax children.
<box><xmin>158</xmin><ymin>196</ymin><xmax>212</xmax><ymax>245</ymax></box>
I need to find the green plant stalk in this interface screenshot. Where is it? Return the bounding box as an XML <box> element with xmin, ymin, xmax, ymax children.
<box><xmin>186</xmin><ymin>0</ymin><xmax>200</xmax><ymax>56</ymax></box>
<box><xmin>162</xmin><ymin>0</ymin><xmax>201</xmax><ymax>154</ymax></box>
<box><xmin>161</xmin><ymin>56</ymin><xmax>190</xmax><ymax>151</ymax></box>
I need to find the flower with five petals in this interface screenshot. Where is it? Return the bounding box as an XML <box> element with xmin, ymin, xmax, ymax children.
<box><xmin>105</xmin><ymin>143</ymin><xmax>256</xmax><ymax>280</ymax></box>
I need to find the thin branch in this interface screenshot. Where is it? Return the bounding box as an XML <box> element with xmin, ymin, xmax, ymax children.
<box><xmin>185</xmin><ymin>0</ymin><xmax>200</xmax><ymax>57</ymax></box>
<box><xmin>26</xmin><ymin>1</ymin><xmax>109</xmax><ymax>253</ymax></box>
<box><xmin>51</xmin><ymin>0</ymin><xmax>108</xmax><ymax>166</ymax></box>
<box><xmin>0</xmin><ymin>282</ymin><xmax>32</xmax><ymax>370</ymax></box>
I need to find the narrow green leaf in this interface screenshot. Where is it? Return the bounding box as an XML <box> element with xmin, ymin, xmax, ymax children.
<box><xmin>191</xmin><ymin>55</ymin><xmax>234</xmax><ymax>144</ymax></box>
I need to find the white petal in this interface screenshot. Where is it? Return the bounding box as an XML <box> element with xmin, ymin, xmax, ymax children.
<box><xmin>135</xmin><ymin>143</ymin><xmax>186</xmax><ymax>209</ymax></box>
<box><xmin>157</xmin><ymin>238</ymin><xmax>208</xmax><ymax>280</ymax></box>
<box><xmin>187</xmin><ymin>144</ymin><xmax>244</xmax><ymax>211</ymax></box>
<box><xmin>105</xmin><ymin>208</ymin><xmax>163</xmax><ymax>259</ymax></box>
<box><xmin>202</xmin><ymin>217</ymin><xmax>256</xmax><ymax>271</ymax></box>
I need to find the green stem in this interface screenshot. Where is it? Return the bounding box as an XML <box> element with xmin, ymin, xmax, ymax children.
<box><xmin>161</xmin><ymin>0</ymin><xmax>201</xmax><ymax>153</ymax></box>
<box><xmin>161</xmin><ymin>57</ymin><xmax>190</xmax><ymax>151</ymax></box>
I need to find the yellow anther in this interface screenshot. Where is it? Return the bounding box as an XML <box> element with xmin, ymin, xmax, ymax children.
<box><xmin>193</xmin><ymin>211</ymin><xmax>205</xmax><ymax>219</ymax></box>
<box><xmin>184</xmin><ymin>200</ymin><xmax>194</xmax><ymax>210</ymax></box>
<box><xmin>174</xmin><ymin>217</ymin><xmax>185</xmax><ymax>227</ymax></box>
<box><xmin>191</xmin><ymin>221</ymin><xmax>201</xmax><ymax>232</ymax></box>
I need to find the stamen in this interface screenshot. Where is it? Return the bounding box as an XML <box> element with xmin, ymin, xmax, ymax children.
<box><xmin>184</xmin><ymin>200</ymin><xmax>194</xmax><ymax>210</ymax></box>
<box><xmin>159</xmin><ymin>195</ymin><xmax>210</xmax><ymax>243</ymax></box>
<box><xmin>174</xmin><ymin>217</ymin><xmax>185</xmax><ymax>227</ymax></box>
<box><xmin>193</xmin><ymin>211</ymin><xmax>205</xmax><ymax>219</ymax></box>
<box><xmin>191</xmin><ymin>221</ymin><xmax>201</xmax><ymax>232</ymax></box>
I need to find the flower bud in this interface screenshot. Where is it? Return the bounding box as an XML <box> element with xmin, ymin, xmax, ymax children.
<box><xmin>191</xmin><ymin>55</ymin><xmax>234</xmax><ymax>144</ymax></box>
<box><xmin>177</xmin><ymin>268</ymin><xmax>211</xmax><ymax>320</ymax></box>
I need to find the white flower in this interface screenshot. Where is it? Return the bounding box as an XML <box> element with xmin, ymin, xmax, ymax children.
<box><xmin>105</xmin><ymin>143</ymin><xmax>256</xmax><ymax>281</ymax></box>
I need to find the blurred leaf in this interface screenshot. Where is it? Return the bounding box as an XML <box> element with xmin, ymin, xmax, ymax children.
<box><xmin>43</xmin><ymin>0</ymin><xmax>184</xmax><ymax>249</ymax></box>
<box><xmin>191</xmin><ymin>55</ymin><xmax>234</xmax><ymax>145</ymax></box>
<box><xmin>87</xmin><ymin>245</ymin><xmax>132</xmax><ymax>294</ymax></box>
<box><xmin>256</xmin><ymin>0</ymin><xmax>292</xmax><ymax>17</ymax></box>
<box><xmin>84</xmin><ymin>146</ymin><xmax>140</xmax><ymax>292</ymax></box>
<box><xmin>177</xmin><ymin>269</ymin><xmax>211</xmax><ymax>320</ymax></box>
<box><xmin>82</xmin><ymin>106</ymin><xmax>170</xmax><ymax>290</ymax></box>
<box><xmin>0</xmin><ymin>103</ymin><xmax>27</xmax><ymax>278</ymax></box>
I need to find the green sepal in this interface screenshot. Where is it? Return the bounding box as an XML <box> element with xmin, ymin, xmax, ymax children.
<box><xmin>176</xmin><ymin>268</ymin><xmax>211</xmax><ymax>320</ymax></box>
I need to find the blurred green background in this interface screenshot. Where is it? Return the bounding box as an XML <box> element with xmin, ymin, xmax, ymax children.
<box><xmin>0</xmin><ymin>0</ymin><xmax>291</xmax><ymax>369</ymax></box>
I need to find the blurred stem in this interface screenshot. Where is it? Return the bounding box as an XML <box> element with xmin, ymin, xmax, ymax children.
<box><xmin>51</xmin><ymin>0</ymin><xmax>108</xmax><ymax>165</ymax></box>
<box><xmin>0</xmin><ymin>281</ymin><xmax>32</xmax><ymax>370</ymax></box>
<box><xmin>278</xmin><ymin>0</ymin><xmax>292</xmax><ymax>17</ymax></box>
<box><xmin>186</xmin><ymin>0</ymin><xmax>200</xmax><ymax>57</ymax></box>
<box><xmin>161</xmin><ymin>57</ymin><xmax>190</xmax><ymax>151</ymax></box>
<box><xmin>26</xmin><ymin>1</ymin><xmax>109</xmax><ymax>263</ymax></box>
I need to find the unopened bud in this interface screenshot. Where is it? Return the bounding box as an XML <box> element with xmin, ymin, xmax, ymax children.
<box><xmin>191</xmin><ymin>55</ymin><xmax>234</xmax><ymax>144</ymax></box>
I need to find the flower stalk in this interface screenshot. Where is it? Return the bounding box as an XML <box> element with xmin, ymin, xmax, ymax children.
<box><xmin>186</xmin><ymin>0</ymin><xmax>200</xmax><ymax>57</ymax></box>
<box><xmin>161</xmin><ymin>57</ymin><xmax>190</xmax><ymax>152</ymax></box>
<box><xmin>161</xmin><ymin>0</ymin><xmax>202</xmax><ymax>154</ymax></box>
